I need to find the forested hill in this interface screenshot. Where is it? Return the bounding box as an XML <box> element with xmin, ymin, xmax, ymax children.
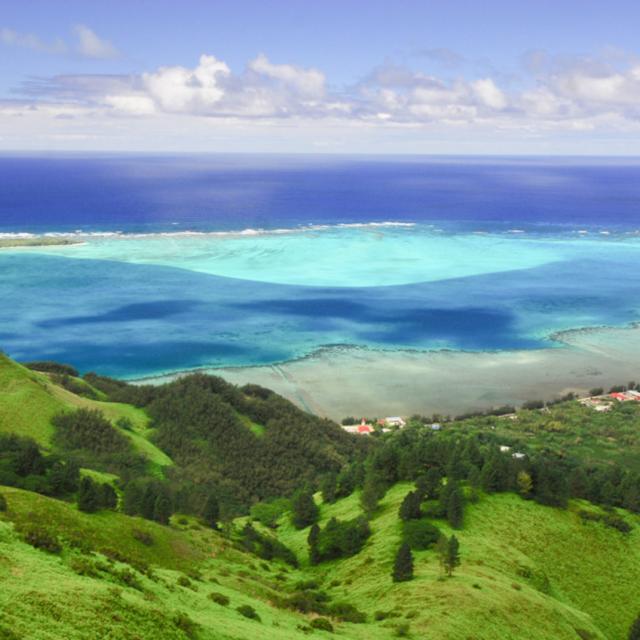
<box><xmin>0</xmin><ymin>353</ymin><xmax>367</xmax><ymax>517</ymax></box>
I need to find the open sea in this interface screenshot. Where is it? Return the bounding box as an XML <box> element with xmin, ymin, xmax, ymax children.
<box><xmin>2</xmin><ymin>154</ymin><xmax>640</xmax><ymax>379</ymax></box>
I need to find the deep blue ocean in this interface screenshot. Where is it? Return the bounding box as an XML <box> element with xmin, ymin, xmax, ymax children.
<box><xmin>1</xmin><ymin>154</ymin><xmax>640</xmax><ymax>378</ymax></box>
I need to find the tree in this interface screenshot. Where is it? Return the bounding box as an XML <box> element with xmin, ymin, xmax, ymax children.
<box><xmin>399</xmin><ymin>490</ymin><xmax>421</xmax><ymax>521</ymax></box>
<box><xmin>446</xmin><ymin>484</ymin><xmax>464</xmax><ymax>529</ymax></box>
<box><xmin>417</xmin><ymin>467</ymin><xmax>443</xmax><ymax>499</ymax></box>
<box><xmin>516</xmin><ymin>471</ymin><xmax>533</xmax><ymax>498</ymax></box>
<box><xmin>202</xmin><ymin>494</ymin><xmax>220</xmax><ymax>529</ymax></box>
<box><xmin>629</xmin><ymin>613</ymin><xmax>640</xmax><ymax>640</ymax></box>
<box><xmin>100</xmin><ymin>483</ymin><xmax>118</xmax><ymax>509</ymax></box>
<box><xmin>308</xmin><ymin>523</ymin><xmax>321</xmax><ymax>565</ymax></box>
<box><xmin>480</xmin><ymin>451</ymin><xmax>510</xmax><ymax>492</ymax></box>
<box><xmin>437</xmin><ymin>534</ymin><xmax>461</xmax><ymax>577</ymax></box>
<box><xmin>360</xmin><ymin>472</ymin><xmax>386</xmax><ymax>519</ymax></box>
<box><xmin>141</xmin><ymin>484</ymin><xmax>159</xmax><ymax>520</ymax></box>
<box><xmin>621</xmin><ymin>473</ymin><xmax>640</xmax><ymax>513</ymax></box>
<box><xmin>153</xmin><ymin>492</ymin><xmax>172</xmax><ymax>525</ymax></box>
<box><xmin>291</xmin><ymin>489</ymin><xmax>319</xmax><ymax>529</ymax></box>
<box><xmin>392</xmin><ymin>543</ymin><xmax>414</xmax><ymax>582</ymax></box>
<box><xmin>77</xmin><ymin>477</ymin><xmax>100</xmax><ymax>513</ymax></box>
<box><xmin>320</xmin><ymin>473</ymin><xmax>338</xmax><ymax>504</ymax></box>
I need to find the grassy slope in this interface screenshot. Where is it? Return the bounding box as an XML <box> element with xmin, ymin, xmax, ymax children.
<box><xmin>271</xmin><ymin>484</ymin><xmax>640</xmax><ymax>640</ymax></box>
<box><xmin>0</xmin><ymin>354</ymin><xmax>61</xmax><ymax>444</ymax></box>
<box><xmin>0</xmin><ymin>487</ymin><xmax>331</xmax><ymax>640</ymax></box>
<box><xmin>0</xmin><ymin>354</ymin><xmax>171</xmax><ymax>473</ymax></box>
<box><xmin>1</xmin><ymin>485</ymin><xmax>639</xmax><ymax>639</ymax></box>
<box><xmin>0</xmin><ymin>485</ymin><xmax>640</xmax><ymax>640</ymax></box>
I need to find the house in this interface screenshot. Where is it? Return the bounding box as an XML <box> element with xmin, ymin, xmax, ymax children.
<box><xmin>384</xmin><ymin>416</ymin><xmax>406</xmax><ymax>428</ymax></box>
<box><xmin>512</xmin><ymin>452</ymin><xmax>526</xmax><ymax>460</ymax></box>
<box><xmin>609</xmin><ymin>390</ymin><xmax>640</xmax><ymax>402</ymax></box>
<box><xmin>343</xmin><ymin>418</ymin><xmax>374</xmax><ymax>435</ymax></box>
<box><xmin>430</xmin><ymin>423</ymin><xmax>442</xmax><ymax>431</ymax></box>
<box><xmin>499</xmin><ymin>445</ymin><xmax>511</xmax><ymax>453</ymax></box>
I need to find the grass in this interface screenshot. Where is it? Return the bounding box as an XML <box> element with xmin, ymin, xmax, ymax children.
<box><xmin>0</xmin><ymin>481</ymin><xmax>639</xmax><ymax>639</ymax></box>
<box><xmin>0</xmin><ymin>353</ymin><xmax>172</xmax><ymax>474</ymax></box>
<box><xmin>0</xmin><ymin>354</ymin><xmax>62</xmax><ymax>444</ymax></box>
<box><xmin>261</xmin><ymin>484</ymin><xmax>640</xmax><ymax>640</ymax></box>
<box><xmin>238</xmin><ymin>412</ymin><xmax>266</xmax><ymax>437</ymax></box>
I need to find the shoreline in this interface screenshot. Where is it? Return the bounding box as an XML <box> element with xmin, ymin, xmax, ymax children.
<box><xmin>129</xmin><ymin>322</ymin><xmax>640</xmax><ymax>420</ymax></box>
<box><xmin>0</xmin><ymin>238</ymin><xmax>82</xmax><ymax>248</ymax></box>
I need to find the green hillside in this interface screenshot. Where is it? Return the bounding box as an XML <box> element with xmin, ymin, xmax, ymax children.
<box><xmin>0</xmin><ymin>353</ymin><xmax>171</xmax><ymax>473</ymax></box>
<box><xmin>1</xmin><ymin>352</ymin><xmax>640</xmax><ymax>639</ymax></box>
<box><xmin>1</xmin><ymin>483</ymin><xmax>639</xmax><ymax>640</ymax></box>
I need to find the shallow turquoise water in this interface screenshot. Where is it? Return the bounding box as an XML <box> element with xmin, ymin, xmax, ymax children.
<box><xmin>14</xmin><ymin>223</ymin><xmax>635</xmax><ymax>287</ymax></box>
<box><xmin>3</xmin><ymin>223</ymin><xmax>640</xmax><ymax>378</ymax></box>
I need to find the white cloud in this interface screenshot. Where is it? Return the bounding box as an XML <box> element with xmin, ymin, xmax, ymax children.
<box><xmin>142</xmin><ymin>54</ymin><xmax>229</xmax><ymax>113</ymax></box>
<box><xmin>0</xmin><ymin>28</ymin><xmax>67</xmax><ymax>54</ymax></box>
<box><xmin>73</xmin><ymin>24</ymin><xmax>119</xmax><ymax>59</ymax></box>
<box><xmin>248</xmin><ymin>53</ymin><xmax>325</xmax><ymax>98</ymax></box>
<box><xmin>0</xmin><ymin>25</ymin><xmax>118</xmax><ymax>59</ymax></box>
<box><xmin>472</xmin><ymin>78</ymin><xmax>507</xmax><ymax>110</ymax></box>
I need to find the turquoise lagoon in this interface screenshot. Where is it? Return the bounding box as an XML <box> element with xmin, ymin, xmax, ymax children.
<box><xmin>3</xmin><ymin>222</ymin><xmax>640</xmax><ymax>379</ymax></box>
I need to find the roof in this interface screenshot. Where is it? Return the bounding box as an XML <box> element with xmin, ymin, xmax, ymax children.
<box><xmin>357</xmin><ymin>424</ymin><xmax>374</xmax><ymax>434</ymax></box>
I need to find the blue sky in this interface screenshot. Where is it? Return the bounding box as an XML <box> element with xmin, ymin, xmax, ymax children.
<box><xmin>2</xmin><ymin>0</ymin><xmax>640</xmax><ymax>154</ymax></box>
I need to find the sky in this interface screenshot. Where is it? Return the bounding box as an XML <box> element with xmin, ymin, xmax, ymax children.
<box><xmin>1</xmin><ymin>0</ymin><xmax>640</xmax><ymax>154</ymax></box>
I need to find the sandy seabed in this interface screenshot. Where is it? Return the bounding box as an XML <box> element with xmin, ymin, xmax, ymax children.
<box><xmin>143</xmin><ymin>324</ymin><xmax>640</xmax><ymax>420</ymax></box>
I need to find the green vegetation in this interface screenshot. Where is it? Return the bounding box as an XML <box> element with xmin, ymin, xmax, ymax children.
<box><xmin>2</xmin><ymin>352</ymin><xmax>640</xmax><ymax>639</ymax></box>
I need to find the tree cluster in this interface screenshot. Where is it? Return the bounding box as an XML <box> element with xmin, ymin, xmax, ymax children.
<box><xmin>0</xmin><ymin>434</ymin><xmax>79</xmax><ymax>497</ymax></box>
<box><xmin>308</xmin><ymin>516</ymin><xmax>371</xmax><ymax>564</ymax></box>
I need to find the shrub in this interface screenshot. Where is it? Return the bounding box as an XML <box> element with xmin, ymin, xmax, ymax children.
<box><xmin>250</xmin><ymin>498</ymin><xmax>290</xmax><ymax>528</ymax></box>
<box><xmin>115</xmin><ymin>568</ymin><xmax>143</xmax><ymax>590</ymax></box>
<box><xmin>394</xmin><ymin>623</ymin><xmax>411</xmax><ymax>637</ymax></box>
<box><xmin>328</xmin><ymin>602</ymin><xmax>366</xmax><ymax>623</ymax></box>
<box><xmin>402</xmin><ymin>519</ymin><xmax>440</xmax><ymax>550</ymax></box>
<box><xmin>132</xmin><ymin>528</ymin><xmax>154</xmax><ymax>546</ymax></box>
<box><xmin>177</xmin><ymin>575</ymin><xmax>193</xmax><ymax>589</ymax></box>
<box><xmin>68</xmin><ymin>556</ymin><xmax>100</xmax><ymax>578</ymax></box>
<box><xmin>19</xmin><ymin>527</ymin><xmax>62</xmax><ymax>554</ymax></box>
<box><xmin>237</xmin><ymin>604</ymin><xmax>261</xmax><ymax>621</ymax></box>
<box><xmin>310</xmin><ymin>617</ymin><xmax>334</xmax><ymax>632</ymax></box>
<box><xmin>0</xmin><ymin>493</ymin><xmax>6</xmax><ymax>512</ymax></box>
<box><xmin>173</xmin><ymin>612</ymin><xmax>198</xmax><ymax>639</ymax></box>
<box><xmin>209</xmin><ymin>592</ymin><xmax>230</xmax><ymax>606</ymax></box>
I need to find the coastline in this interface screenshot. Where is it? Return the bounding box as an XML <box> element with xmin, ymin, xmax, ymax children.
<box><xmin>0</xmin><ymin>238</ymin><xmax>81</xmax><ymax>248</ymax></box>
<box><xmin>131</xmin><ymin>323</ymin><xmax>640</xmax><ymax>420</ymax></box>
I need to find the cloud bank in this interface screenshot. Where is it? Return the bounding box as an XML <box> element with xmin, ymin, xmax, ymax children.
<box><xmin>3</xmin><ymin>46</ymin><xmax>640</xmax><ymax>152</ymax></box>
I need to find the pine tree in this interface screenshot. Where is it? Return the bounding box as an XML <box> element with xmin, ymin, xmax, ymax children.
<box><xmin>422</xmin><ymin>467</ymin><xmax>443</xmax><ymax>499</ymax></box>
<box><xmin>446</xmin><ymin>485</ymin><xmax>464</xmax><ymax>529</ymax></box>
<box><xmin>141</xmin><ymin>484</ymin><xmax>158</xmax><ymax>520</ymax></box>
<box><xmin>77</xmin><ymin>477</ymin><xmax>100</xmax><ymax>513</ymax></box>
<box><xmin>320</xmin><ymin>473</ymin><xmax>337</xmax><ymax>504</ymax></box>
<box><xmin>360</xmin><ymin>472</ymin><xmax>386</xmax><ymax>519</ymax></box>
<box><xmin>398</xmin><ymin>490</ymin><xmax>421</xmax><ymax>521</ymax></box>
<box><xmin>153</xmin><ymin>492</ymin><xmax>172</xmax><ymax>525</ymax></box>
<box><xmin>445</xmin><ymin>535</ymin><xmax>461</xmax><ymax>577</ymax></box>
<box><xmin>629</xmin><ymin>613</ymin><xmax>640</xmax><ymax>640</ymax></box>
<box><xmin>291</xmin><ymin>489</ymin><xmax>319</xmax><ymax>529</ymax></box>
<box><xmin>203</xmin><ymin>494</ymin><xmax>220</xmax><ymax>529</ymax></box>
<box><xmin>621</xmin><ymin>473</ymin><xmax>640</xmax><ymax>513</ymax></box>
<box><xmin>308</xmin><ymin>523</ymin><xmax>321</xmax><ymax>565</ymax></box>
<box><xmin>100</xmin><ymin>483</ymin><xmax>118</xmax><ymax>509</ymax></box>
<box><xmin>392</xmin><ymin>542</ymin><xmax>414</xmax><ymax>582</ymax></box>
